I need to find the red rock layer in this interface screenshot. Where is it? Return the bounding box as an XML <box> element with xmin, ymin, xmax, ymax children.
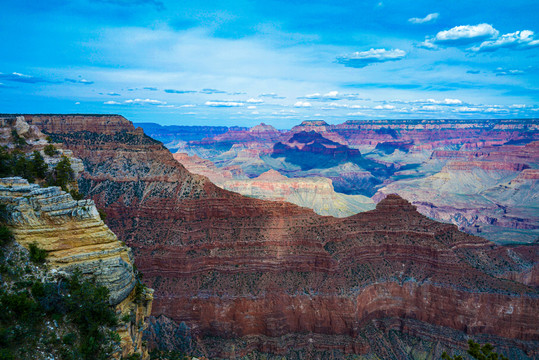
<box><xmin>25</xmin><ymin>114</ymin><xmax>539</xmax><ymax>358</ymax></box>
<box><xmin>24</xmin><ymin>114</ymin><xmax>138</xmax><ymax>134</ymax></box>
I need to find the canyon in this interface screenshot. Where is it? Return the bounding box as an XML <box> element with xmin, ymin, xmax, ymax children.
<box><xmin>147</xmin><ymin>119</ymin><xmax>539</xmax><ymax>244</ymax></box>
<box><xmin>19</xmin><ymin>114</ymin><xmax>538</xmax><ymax>359</ymax></box>
<box><xmin>172</xmin><ymin>153</ymin><xmax>375</xmax><ymax>217</ymax></box>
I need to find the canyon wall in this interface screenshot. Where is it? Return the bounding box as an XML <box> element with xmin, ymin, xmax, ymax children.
<box><xmin>25</xmin><ymin>114</ymin><xmax>539</xmax><ymax>359</ymax></box>
<box><xmin>0</xmin><ymin>115</ymin><xmax>153</xmax><ymax>359</ymax></box>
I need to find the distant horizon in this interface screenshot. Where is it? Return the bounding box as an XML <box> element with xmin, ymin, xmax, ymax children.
<box><xmin>3</xmin><ymin>113</ymin><xmax>537</xmax><ymax>131</ymax></box>
<box><xmin>1</xmin><ymin>1</ymin><xmax>538</xmax><ymax>127</ymax></box>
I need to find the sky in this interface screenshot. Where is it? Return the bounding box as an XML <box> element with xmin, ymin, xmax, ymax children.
<box><xmin>0</xmin><ymin>0</ymin><xmax>538</xmax><ymax>128</ymax></box>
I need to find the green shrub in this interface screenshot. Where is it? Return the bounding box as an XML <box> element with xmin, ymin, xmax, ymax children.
<box><xmin>0</xmin><ymin>147</ymin><xmax>50</xmax><ymax>183</ymax></box>
<box><xmin>98</xmin><ymin>208</ymin><xmax>107</xmax><ymax>221</ymax></box>
<box><xmin>28</xmin><ymin>242</ymin><xmax>47</xmax><ymax>264</ymax></box>
<box><xmin>43</xmin><ymin>144</ymin><xmax>58</xmax><ymax>157</ymax></box>
<box><xmin>31</xmin><ymin>151</ymin><xmax>48</xmax><ymax>179</ymax></box>
<box><xmin>133</xmin><ymin>281</ymin><xmax>146</xmax><ymax>304</ymax></box>
<box><xmin>0</xmin><ymin>226</ymin><xmax>13</xmax><ymax>246</ymax></box>
<box><xmin>70</xmin><ymin>190</ymin><xmax>84</xmax><ymax>201</ymax></box>
<box><xmin>442</xmin><ymin>339</ymin><xmax>509</xmax><ymax>360</ymax></box>
<box><xmin>62</xmin><ymin>332</ymin><xmax>77</xmax><ymax>345</ymax></box>
<box><xmin>1</xmin><ymin>263</ymin><xmax>121</xmax><ymax>360</ymax></box>
<box><xmin>64</xmin><ymin>271</ymin><xmax>119</xmax><ymax>359</ymax></box>
<box><xmin>11</xmin><ymin>130</ymin><xmax>26</xmax><ymax>148</ymax></box>
<box><xmin>13</xmin><ymin>154</ymin><xmax>34</xmax><ymax>183</ymax></box>
<box><xmin>54</xmin><ymin>156</ymin><xmax>74</xmax><ymax>191</ymax></box>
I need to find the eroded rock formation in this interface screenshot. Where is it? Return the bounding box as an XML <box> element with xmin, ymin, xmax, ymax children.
<box><xmin>0</xmin><ymin>177</ymin><xmax>153</xmax><ymax>358</ymax></box>
<box><xmin>24</xmin><ymin>114</ymin><xmax>539</xmax><ymax>359</ymax></box>
<box><xmin>173</xmin><ymin>153</ymin><xmax>375</xmax><ymax>217</ymax></box>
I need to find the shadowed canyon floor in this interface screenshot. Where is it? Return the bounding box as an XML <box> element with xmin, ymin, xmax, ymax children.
<box><xmin>21</xmin><ymin>114</ymin><xmax>539</xmax><ymax>359</ymax></box>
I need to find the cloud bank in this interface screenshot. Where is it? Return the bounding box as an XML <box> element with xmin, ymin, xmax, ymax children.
<box><xmin>471</xmin><ymin>30</ymin><xmax>539</xmax><ymax>52</ymax></box>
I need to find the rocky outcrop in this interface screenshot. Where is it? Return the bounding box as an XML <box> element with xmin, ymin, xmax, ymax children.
<box><xmin>0</xmin><ymin>177</ymin><xmax>136</xmax><ymax>303</ymax></box>
<box><xmin>0</xmin><ymin>176</ymin><xmax>153</xmax><ymax>359</ymax></box>
<box><xmin>24</xmin><ymin>114</ymin><xmax>539</xmax><ymax>359</ymax></box>
<box><xmin>24</xmin><ymin>114</ymin><xmax>139</xmax><ymax>134</ymax></box>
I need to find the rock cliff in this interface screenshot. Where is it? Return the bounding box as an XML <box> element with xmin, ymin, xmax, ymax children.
<box><xmin>25</xmin><ymin>114</ymin><xmax>539</xmax><ymax>359</ymax></box>
<box><xmin>0</xmin><ymin>177</ymin><xmax>153</xmax><ymax>358</ymax></box>
<box><xmin>0</xmin><ymin>114</ymin><xmax>154</xmax><ymax>359</ymax></box>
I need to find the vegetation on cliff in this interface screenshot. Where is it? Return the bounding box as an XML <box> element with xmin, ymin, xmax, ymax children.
<box><xmin>0</xmin><ymin>211</ymin><xmax>122</xmax><ymax>359</ymax></box>
<box><xmin>442</xmin><ymin>339</ymin><xmax>510</xmax><ymax>360</ymax></box>
<box><xmin>0</xmin><ymin>146</ymin><xmax>76</xmax><ymax>192</ymax></box>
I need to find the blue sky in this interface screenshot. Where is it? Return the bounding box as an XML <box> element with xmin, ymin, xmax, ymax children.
<box><xmin>0</xmin><ymin>0</ymin><xmax>538</xmax><ymax>128</ymax></box>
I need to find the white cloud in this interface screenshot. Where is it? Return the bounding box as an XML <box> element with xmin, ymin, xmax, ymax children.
<box><xmin>179</xmin><ymin>104</ymin><xmax>195</xmax><ymax>108</ymax></box>
<box><xmin>421</xmin><ymin>105</ymin><xmax>443</xmax><ymax>111</ymax></box>
<box><xmin>125</xmin><ymin>98</ymin><xmax>166</xmax><ymax>105</ymax></box>
<box><xmin>423</xmin><ymin>98</ymin><xmax>463</xmax><ymax>105</ymax></box>
<box><xmin>302</xmin><ymin>91</ymin><xmax>362</xmax><ymax>101</ymax></box>
<box><xmin>422</xmin><ymin>24</ymin><xmax>498</xmax><ymax>48</ymax></box>
<box><xmin>294</xmin><ymin>101</ymin><xmax>312</xmax><ymax>107</ymax></box>
<box><xmin>373</xmin><ymin>104</ymin><xmax>395</xmax><ymax>110</ymax></box>
<box><xmin>75</xmin><ymin>102</ymin><xmax>80</xmax><ymax>105</ymax></box>
<box><xmin>251</xmin><ymin>111</ymin><xmax>259</xmax><ymax>115</ymax></box>
<box><xmin>472</xmin><ymin>30</ymin><xmax>539</xmax><ymax>52</ymax></box>
<box><xmin>454</xmin><ymin>106</ymin><xmax>482</xmax><ymax>113</ymax></box>
<box><xmin>484</xmin><ymin>107</ymin><xmax>508</xmax><ymax>113</ymax></box>
<box><xmin>510</xmin><ymin>104</ymin><xmax>527</xmax><ymax>108</ymax></box>
<box><xmin>247</xmin><ymin>98</ymin><xmax>264</xmax><ymax>103</ymax></box>
<box><xmin>326</xmin><ymin>102</ymin><xmax>363</xmax><ymax>109</ymax></box>
<box><xmin>259</xmin><ymin>93</ymin><xmax>285</xmax><ymax>99</ymax></box>
<box><xmin>408</xmin><ymin>13</ymin><xmax>439</xmax><ymax>24</ymax></box>
<box><xmin>104</xmin><ymin>100</ymin><xmax>121</xmax><ymax>105</ymax></box>
<box><xmin>65</xmin><ymin>78</ymin><xmax>94</xmax><ymax>85</ymax></box>
<box><xmin>347</xmin><ymin>111</ymin><xmax>366</xmax><ymax>116</ymax></box>
<box><xmin>337</xmin><ymin>48</ymin><xmax>406</xmax><ymax>68</ymax></box>
<box><xmin>436</xmin><ymin>24</ymin><xmax>498</xmax><ymax>42</ymax></box>
<box><xmin>205</xmin><ymin>101</ymin><xmax>244</xmax><ymax>107</ymax></box>
<box><xmin>494</xmin><ymin>67</ymin><xmax>525</xmax><ymax>76</ymax></box>
<box><xmin>442</xmin><ymin>98</ymin><xmax>463</xmax><ymax>105</ymax></box>
<box><xmin>247</xmin><ymin>105</ymin><xmax>257</xmax><ymax>109</ymax></box>
<box><xmin>418</xmin><ymin>40</ymin><xmax>438</xmax><ymax>49</ymax></box>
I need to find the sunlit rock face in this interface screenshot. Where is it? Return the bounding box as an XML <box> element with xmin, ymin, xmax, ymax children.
<box><xmin>0</xmin><ymin>177</ymin><xmax>154</xmax><ymax>359</ymax></box>
<box><xmin>172</xmin><ymin>152</ymin><xmax>375</xmax><ymax>217</ymax></box>
<box><xmin>0</xmin><ymin>177</ymin><xmax>136</xmax><ymax>304</ymax></box>
<box><xmin>25</xmin><ymin>114</ymin><xmax>539</xmax><ymax>360</ymax></box>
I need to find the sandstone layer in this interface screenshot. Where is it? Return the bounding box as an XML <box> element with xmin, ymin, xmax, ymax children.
<box><xmin>26</xmin><ymin>114</ymin><xmax>539</xmax><ymax>359</ymax></box>
<box><xmin>0</xmin><ymin>177</ymin><xmax>154</xmax><ymax>358</ymax></box>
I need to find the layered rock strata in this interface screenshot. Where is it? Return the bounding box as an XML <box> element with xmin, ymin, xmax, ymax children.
<box><xmin>0</xmin><ymin>176</ymin><xmax>153</xmax><ymax>359</ymax></box>
<box><xmin>172</xmin><ymin>153</ymin><xmax>374</xmax><ymax>217</ymax></box>
<box><xmin>25</xmin><ymin>114</ymin><xmax>539</xmax><ymax>359</ymax></box>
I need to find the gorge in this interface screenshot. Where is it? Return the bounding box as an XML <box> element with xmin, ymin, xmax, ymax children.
<box><xmin>13</xmin><ymin>114</ymin><xmax>538</xmax><ymax>359</ymax></box>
